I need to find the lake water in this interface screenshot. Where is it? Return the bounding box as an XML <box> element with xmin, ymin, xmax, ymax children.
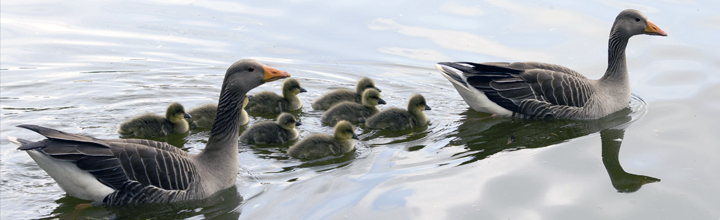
<box><xmin>2</xmin><ymin>0</ymin><xmax>720</xmax><ymax>219</ymax></box>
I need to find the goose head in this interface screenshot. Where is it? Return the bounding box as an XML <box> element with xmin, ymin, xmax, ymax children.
<box><xmin>277</xmin><ymin>112</ymin><xmax>301</xmax><ymax>130</ymax></box>
<box><xmin>356</xmin><ymin>77</ymin><xmax>381</xmax><ymax>94</ymax></box>
<box><xmin>612</xmin><ymin>9</ymin><xmax>667</xmax><ymax>38</ymax></box>
<box><xmin>361</xmin><ymin>88</ymin><xmax>386</xmax><ymax>107</ymax></box>
<box><xmin>282</xmin><ymin>78</ymin><xmax>307</xmax><ymax>97</ymax></box>
<box><xmin>333</xmin><ymin>120</ymin><xmax>359</xmax><ymax>140</ymax></box>
<box><xmin>222</xmin><ymin>59</ymin><xmax>289</xmax><ymax>96</ymax></box>
<box><xmin>166</xmin><ymin>102</ymin><xmax>191</xmax><ymax>124</ymax></box>
<box><xmin>407</xmin><ymin>94</ymin><xmax>431</xmax><ymax>113</ymax></box>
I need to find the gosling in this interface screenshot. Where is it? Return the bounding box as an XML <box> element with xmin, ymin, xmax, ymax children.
<box><xmin>187</xmin><ymin>96</ymin><xmax>250</xmax><ymax>129</ymax></box>
<box><xmin>118</xmin><ymin>102</ymin><xmax>192</xmax><ymax>137</ymax></box>
<box><xmin>287</xmin><ymin>120</ymin><xmax>358</xmax><ymax>159</ymax></box>
<box><xmin>240</xmin><ymin>112</ymin><xmax>301</xmax><ymax>144</ymax></box>
<box><xmin>312</xmin><ymin>77</ymin><xmax>381</xmax><ymax>110</ymax></box>
<box><xmin>246</xmin><ymin>78</ymin><xmax>306</xmax><ymax>114</ymax></box>
<box><xmin>365</xmin><ymin>94</ymin><xmax>431</xmax><ymax>131</ymax></box>
<box><xmin>320</xmin><ymin>88</ymin><xmax>385</xmax><ymax>126</ymax></box>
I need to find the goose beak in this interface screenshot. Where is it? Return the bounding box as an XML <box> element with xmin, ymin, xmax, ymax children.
<box><xmin>425</xmin><ymin>105</ymin><xmax>432</xmax><ymax>110</ymax></box>
<box><xmin>378</xmin><ymin>98</ymin><xmax>387</xmax><ymax>105</ymax></box>
<box><xmin>262</xmin><ymin>66</ymin><xmax>290</xmax><ymax>82</ymax></box>
<box><xmin>645</xmin><ymin>20</ymin><xmax>667</xmax><ymax>36</ymax></box>
<box><xmin>184</xmin><ymin>113</ymin><xmax>192</xmax><ymax>118</ymax></box>
<box><xmin>351</xmin><ymin>133</ymin><xmax>359</xmax><ymax>140</ymax></box>
<box><xmin>299</xmin><ymin>87</ymin><xmax>308</xmax><ymax>93</ymax></box>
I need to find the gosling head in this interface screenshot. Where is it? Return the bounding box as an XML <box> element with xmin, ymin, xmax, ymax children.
<box><xmin>356</xmin><ymin>77</ymin><xmax>381</xmax><ymax>94</ymax></box>
<box><xmin>361</xmin><ymin>88</ymin><xmax>386</xmax><ymax>107</ymax></box>
<box><xmin>333</xmin><ymin>120</ymin><xmax>359</xmax><ymax>140</ymax></box>
<box><xmin>283</xmin><ymin>78</ymin><xmax>307</xmax><ymax>96</ymax></box>
<box><xmin>612</xmin><ymin>9</ymin><xmax>667</xmax><ymax>38</ymax></box>
<box><xmin>166</xmin><ymin>102</ymin><xmax>191</xmax><ymax>123</ymax></box>
<box><xmin>277</xmin><ymin>112</ymin><xmax>301</xmax><ymax>130</ymax></box>
<box><xmin>407</xmin><ymin>94</ymin><xmax>431</xmax><ymax>113</ymax></box>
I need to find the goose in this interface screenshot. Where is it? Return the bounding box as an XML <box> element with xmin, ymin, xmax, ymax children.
<box><xmin>117</xmin><ymin>102</ymin><xmax>191</xmax><ymax>137</ymax></box>
<box><xmin>239</xmin><ymin>112</ymin><xmax>301</xmax><ymax>145</ymax></box>
<box><xmin>365</xmin><ymin>94</ymin><xmax>431</xmax><ymax>131</ymax></box>
<box><xmin>320</xmin><ymin>88</ymin><xmax>386</xmax><ymax>126</ymax></box>
<box><xmin>434</xmin><ymin>9</ymin><xmax>667</xmax><ymax>120</ymax></box>
<box><xmin>187</xmin><ymin>96</ymin><xmax>250</xmax><ymax>130</ymax></box>
<box><xmin>8</xmin><ymin>59</ymin><xmax>290</xmax><ymax>205</ymax></box>
<box><xmin>287</xmin><ymin>120</ymin><xmax>358</xmax><ymax>159</ymax></box>
<box><xmin>311</xmin><ymin>77</ymin><xmax>381</xmax><ymax>110</ymax></box>
<box><xmin>246</xmin><ymin>78</ymin><xmax>306</xmax><ymax>114</ymax></box>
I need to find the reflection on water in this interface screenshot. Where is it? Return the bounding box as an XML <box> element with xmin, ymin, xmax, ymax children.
<box><xmin>600</xmin><ymin>129</ymin><xmax>659</xmax><ymax>193</ymax></box>
<box><xmin>450</xmin><ymin>96</ymin><xmax>658</xmax><ymax>192</ymax></box>
<box><xmin>40</xmin><ymin>186</ymin><xmax>242</xmax><ymax>220</ymax></box>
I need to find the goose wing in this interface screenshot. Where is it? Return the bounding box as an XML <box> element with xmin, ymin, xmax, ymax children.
<box><xmin>438</xmin><ymin>62</ymin><xmax>594</xmax><ymax>118</ymax></box>
<box><xmin>17</xmin><ymin>124</ymin><xmax>198</xmax><ymax>204</ymax></box>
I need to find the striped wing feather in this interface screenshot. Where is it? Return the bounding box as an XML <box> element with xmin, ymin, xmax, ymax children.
<box><xmin>17</xmin><ymin>125</ymin><xmax>198</xmax><ymax>204</ymax></box>
<box><xmin>441</xmin><ymin>62</ymin><xmax>594</xmax><ymax>118</ymax></box>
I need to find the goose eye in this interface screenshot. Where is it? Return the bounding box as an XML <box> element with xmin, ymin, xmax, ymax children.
<box><xmin>635</xmin><ymin>18</ymin><xmax>640</xmax><ymax>22</ymax></box>
<box><xmin>248</xmin><ymin>67</ymin><xmax>255</xmax><ymax>72</ymax></box>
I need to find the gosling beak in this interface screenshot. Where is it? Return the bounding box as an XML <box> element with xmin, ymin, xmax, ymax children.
<box><xmin>247</xmin><ymin>95</ymin><xmax>254</xmax><ymax>101</ymax></box>
<box><xmin>425</xmin><ymin>105</ymin><xmax>432</xmax><ymax>110</ymax></box>
<box><xmin>184</xmin><ymin>113</ymin><xmax>192</xmax><ymax>118</ymax></box>
<box><xmin>262</xmin><ymin>66</ymin><xmax>290</xmax><ymax>82</ymax></box>
<box><xmin>351</xmin><ymin>133</ymin><xmax>359</xmax><ymax>140</ymax></box>
<box><xmin>374</xmin><ymin>87</ymin><xmax>382</xmax><ymax>92</ymax></box>
<box><xmin>378</xmin><ymin>98</ymin><xmax>387</xmax><ymax>105</ymax></box>
<box><xmin>295</xmin><ymin>121</ymin><xmax>302</xmax><ymax>126</ymax></box>
<box><xmin>299</xmin><ymin>87</ymin><xmax>308</xmax><ymax>93</ymax></box>
<box><xmin>645</xmin><ymin>20</ymin><xmax>667</xmax><ymax>36</ymax></box>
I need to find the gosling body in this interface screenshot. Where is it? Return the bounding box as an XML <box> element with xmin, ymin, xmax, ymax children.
<box><xmin>312</xmin><ymin>77</ymin><xmax>381</xmax><ymax>110</ymax></box>
<box><xmin>321</xmin><ymin>88</ymin><xmax>385</xmax><ymax>126</ymax></box>
<box><xmin>246</xmin><ymin>78</ymin><xmax>306</xmax><ymax>114</ymax></box>
<box><xmin>365</xmin><ymin>94</ymin><xmax>431</xmax><ymax>131</ymax></box>
<box><xmin>118</xmin><ymin>102</ymin><xmax>191</xmax><ymax>137</ymax></box>
<box><xmin>240</xmin><ymin>113</ymin><xmax>300</xmax><ymax>144</ymax></box>
<box><xmin>287</xmin><ymin>120</ymin><xmax>358</xmax><ymax>159</ymax></box>
<box><xmin>188</xmin><ymin>96</ymin><xmax>250</xmax><ymax>129</ymax></box>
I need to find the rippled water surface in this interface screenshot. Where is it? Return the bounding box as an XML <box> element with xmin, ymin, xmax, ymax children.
<box><xmin>2</xmin><ymin>0</ymin><xmax>720</xmax><ymax>219</ymax></box>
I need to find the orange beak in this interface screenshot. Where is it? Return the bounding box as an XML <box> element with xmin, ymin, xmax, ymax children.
<box><xmin>645</xmin><ymin>20</ymin><xmax>667</xmax><ymax>36</ymax></box>
<box><xmin>262</xmin><ymin>66</ymin><xmax>290</xmax><ymax>82</ymax></box>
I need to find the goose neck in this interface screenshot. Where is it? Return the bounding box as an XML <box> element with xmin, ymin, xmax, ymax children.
<box><xmin>601</xmin><ymin>31</ymin><xmax>630</xmax><ymax>82</ymax></box>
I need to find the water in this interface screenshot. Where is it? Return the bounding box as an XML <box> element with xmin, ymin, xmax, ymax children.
<box><xmin>2</xmin><ymin>0</ymin><xmax>720</xmax><ymax>219</ymax></box>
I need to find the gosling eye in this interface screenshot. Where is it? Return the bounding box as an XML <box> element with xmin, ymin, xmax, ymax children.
<box><xmin>346</xmin><ymin>129</ymin><xmax>353</xmax><ymax>133</ymax></box>
<box><xmin>248</xmin><ymin>67</ymin><xmax>255</xmax><ymax>72</ymax></box>
<box><xmin>635</xmin><ymin>17</ymin><xmax>641</xmax><ymax>22</ymax></box>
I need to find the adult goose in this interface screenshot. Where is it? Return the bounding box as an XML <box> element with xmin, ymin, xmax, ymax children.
<box><xmin>118</xmin><ymin>102</ymin><xmax>192</xmax><ymax>137</ymax></box>
<box><xmin>311</xmin><ymin>77</ymin><xmax>381</xmax><ymax>110</ymax></box>
<box><xmin>434</xmin><ymin>9</ymin><xmax>666</xmax><ymax>119</ymax></box>
<box><xmin>8</xmin><ymin>59</ymin><xmax>290</xmax><ymax>205</ymax></box>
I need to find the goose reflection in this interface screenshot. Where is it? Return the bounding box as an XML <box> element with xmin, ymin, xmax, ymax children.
<box><xmin>41</xmin><ymin>185</ymin><xmax>243</xmax><ymax>219</ymax></box>
<box><xmin>601</xmin><ymin>129</ymin><xmax>660</xmax><ymax>192</ymax></box>
<box><xmin>451</xmin><ymin>98</ymin><xmax>659</xmax><ymax>193</ymax></box>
